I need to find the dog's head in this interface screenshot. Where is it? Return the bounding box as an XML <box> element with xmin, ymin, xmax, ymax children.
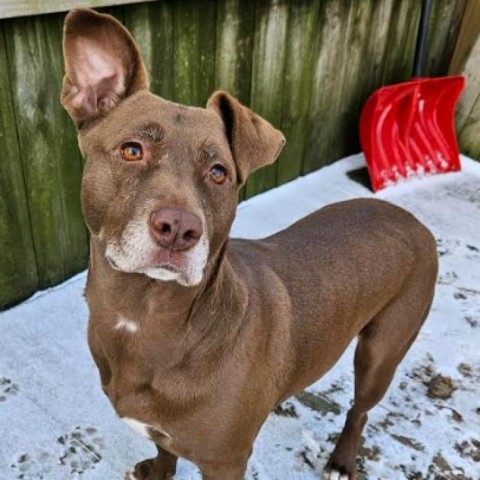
<box><xmin>61</xmin><ymin>8</ymin><xmax>285</xmax><ymax>287</ymax></box>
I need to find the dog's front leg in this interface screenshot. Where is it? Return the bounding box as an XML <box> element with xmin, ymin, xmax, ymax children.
<box><xmin>125</xmin><ymin>446</ymin><xmax>177</xmax><ymax>480</ymax></box>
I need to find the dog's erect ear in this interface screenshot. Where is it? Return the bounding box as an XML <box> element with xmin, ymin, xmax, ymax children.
<box><xmin>207</xmin><ymin>91</ymin><xmax>286</xmax><ymax>185</ymax></box>
<box><xmin>61</xmin><ymin>8</ymin><xmax>149</xmax><ymax>128</ymax></box>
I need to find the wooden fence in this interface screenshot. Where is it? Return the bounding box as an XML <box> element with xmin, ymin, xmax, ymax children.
<box><xmin>0</xmin><ymin>0</ymin><xmax>479</xmax><ymax>309</ymax></box>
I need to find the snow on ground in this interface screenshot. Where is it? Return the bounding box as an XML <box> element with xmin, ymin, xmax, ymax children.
<box><xmin>1</xmin><ymin>154</ymin><xmax>480</xmax><ymax>480</ymax></box>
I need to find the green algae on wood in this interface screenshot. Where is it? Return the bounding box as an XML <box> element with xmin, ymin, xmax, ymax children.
<box><xmin>173</xmin><ymin>0</ymin><xmax>216</xmax><ymax>107</ymax></box>
<box><xmin>0</xmin><ymin>24</ymin><xmax>38</xmax><ymax>308</ymax></box>
<box><xmin>245</xmin><ymin>0</ymin><xmax>288</xmax><ymax>198</ymax></box>
<box><xmin>4</xmin><ymin>14</ymin><xmax>88</xmax><ymax>289</ymax></box>
<box><xmin>125</xmin><ymin>1</ymin><xmax>175</xmax><ymax>101</ymax></box>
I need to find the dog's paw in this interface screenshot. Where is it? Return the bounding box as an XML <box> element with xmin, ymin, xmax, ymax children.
<box><xmin>124</xmin><ymin>459</ymin><xmax>175</xmax><ymax>480</ymax></box>
<box><xmin>124</xmin><ymin>469</ymin><xmax>175</xmax><ymax>480</ymax></box>
<box><xmin>322</xmin><ymin>466</ymin><xmax>350</xmax><ymax>480</ymax></box>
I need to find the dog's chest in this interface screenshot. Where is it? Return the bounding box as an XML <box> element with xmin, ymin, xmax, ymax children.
<box><xmin>91</xmin><ymin>313</ymin><xmax>192</xmax><ymax>445</ymax></box>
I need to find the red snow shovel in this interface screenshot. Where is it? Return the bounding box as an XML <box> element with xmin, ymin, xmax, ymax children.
<box><xmin>359</xmin><ymin>0</ymin><xmax>465</xmax><ymax>192</ymax></box>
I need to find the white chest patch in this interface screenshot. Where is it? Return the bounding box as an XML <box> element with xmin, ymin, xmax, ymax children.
<box><xmin>121</xmin><ymin>417</ymin><xmax>172</xmax><ymax>443</ymax></box>
<box><xmin>115</xmin><ymin>316</ymin><xmax>139</xmax><ymax>333</ymax></box>
<box><xmin>121</xmin><ymin>417</ymin><xmax>152</xmax><ymax>439</ymax></box>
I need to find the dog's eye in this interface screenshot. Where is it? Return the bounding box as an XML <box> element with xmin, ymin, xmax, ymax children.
<box><xmin>120</xmin><ymin>142</ymin><xmax>143</xmax><ymax>161</ymax></box>
<box><xmin>209</xmin><ymin>164</ymin><xmax>228</xmax><ymax>184</ymax></box>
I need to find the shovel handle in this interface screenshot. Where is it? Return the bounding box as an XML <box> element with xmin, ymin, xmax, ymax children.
<box><xmin>412</xmin><ymin>0</ymin><xmax>432</xmax><ymax>78</ymax></box>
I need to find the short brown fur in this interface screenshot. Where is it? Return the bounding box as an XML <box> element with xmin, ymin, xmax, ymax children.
<box><xmin>61</xmin><ymin>9</ymin><xmax>438</xmax><ymax>479</ymax></box>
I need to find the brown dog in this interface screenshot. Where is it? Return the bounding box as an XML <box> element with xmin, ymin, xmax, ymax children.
<box><xmin>61</xmin><ymin>8</ymin><xmax>438</xmax><ymax>480</ymax></box>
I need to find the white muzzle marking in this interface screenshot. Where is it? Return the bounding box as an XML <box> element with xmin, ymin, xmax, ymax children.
<box><xmin>105</xmin><ymin>215</ymin><xmax>209</xmax><ymax>287</ymax></box>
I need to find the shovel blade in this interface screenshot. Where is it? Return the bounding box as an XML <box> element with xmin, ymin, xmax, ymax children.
<box><xmin>359</xmin><ymin>76</ymin><xmax>465</xmax><ymax>191</ymax></box>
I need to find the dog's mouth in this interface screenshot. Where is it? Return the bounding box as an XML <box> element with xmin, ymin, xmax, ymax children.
<box><xmin>104</xmin><ymin>228</ymin><xmax>209</xmax><ymax>287</ymax></box>
<box><xmin>148</xmin><ymin>249</ymin><xmax>188</xmax><ymax>272</ymax></box>
<box><xmin>106</xmin><ymin>245</ymin><xmax>187</xmax><ymax>274</ymax></box>
<box><xmin>156</xmin><ymin>263</ymin><xmax>179</xmax><ymax>273</ymax></box>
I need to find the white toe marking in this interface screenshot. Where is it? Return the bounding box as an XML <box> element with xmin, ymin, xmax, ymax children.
<box><xmin>124</xmin><ymin>471</ymin><xmax>138</xmax><ymax>480</ymax></box>
<box><xmin>340</xmin><ymin>475</ymin><xmax>349</xmax><ymax>480</ymax></box>
<box><xmin>329</xmin><ymin>471</ymin><xmax>341</xmax><ymax>480</ymax></box>
<box><xmin>115</xmin><ymin>316</ymin><xmax>139</xmax><ymax>333</ymax></box>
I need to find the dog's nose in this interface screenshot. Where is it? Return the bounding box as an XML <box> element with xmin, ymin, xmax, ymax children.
<box><xmin>150</xmin><ymin>208</ymin><xmax>203</xmax><ymax>251</ymax></box>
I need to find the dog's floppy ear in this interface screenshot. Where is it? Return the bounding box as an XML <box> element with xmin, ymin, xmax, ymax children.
<box><xmin>207</xmin><ymin>91</ymin><xmax>285</xmax><ymax>185</ymax></box>
<box><xmin>61</xmin><ymin>8</ymin><xmax>149</xmax><ymax>128</ymax></box>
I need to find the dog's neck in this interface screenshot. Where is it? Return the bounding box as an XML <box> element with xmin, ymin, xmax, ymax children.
<box><xmin>87</xmin><ymin>238</ymin><xmax>247</xmax><ymax>340</ymax></box>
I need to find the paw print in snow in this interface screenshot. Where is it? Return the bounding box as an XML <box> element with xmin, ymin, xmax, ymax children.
<box><xmin>0</xmin><ymin>376</ymin><xmax>19</xmax><ymax>402</ymax></box>
<box><xmin>57</xmin><ymin>426</ymin><xmax>104</xmax><ymax>474</ymax></box>
<box><xmin>10</xmin><ymin>427</ymin><xmax>105</xmax><ymax>479</ymax></box>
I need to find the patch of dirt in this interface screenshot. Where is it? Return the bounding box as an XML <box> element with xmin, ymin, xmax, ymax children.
<box><xmin>322</xmin><ymin>382</ymin><xmax>345</xmax><ymax>396</ymax></box>
<box><xmin>427</xmin><ymin>375</ymin><xmax>456</xmax><ymax>400</ymax></box>
<box><xmin>359</xmin><ymin>442</ymin><xmax>381</xmax><ymax>461</ymax></box>
<box><xmin>401</xmin><ymin>469</ymin><xmax>423</xmax><ymax>479</ymax></box>
<box><xmin>298</xmin><ymin>448</ymin><xmax>315</xmax><ymax>469</ymax></box>
<box><xmin>390</xmin><ymin>434</ymin><xmax>425</xmax><ymax>452</ymax></box>
<box><xmin>429</xmin><ymin>453</ymin><xmax>472</xmax><ymax>479</ymax></box>
<box><xmin>455</xmin><ymin>439</ymin><xmax>480</xmax><ymax>462</ymax></box>
<box><xmin>457</xmin><ymin>363</ymin><xmax>473</xmax><ymax>378</ymax></box>
<box><xmin>273</xmin><ymin>402</ymin><xmax>298</xmax><ymax>418</ymax></box>
<box><xmin>455</xmin><ymin>288</ymin><xmax>480</xmax><ymax>301</ymax></box>
<box><xmin>435</xmin><ymin>404</ymin><xmax>464</xmax><ymax>423</ymax></box>
<box><xmin>374</xmin><ymin>411</ymin><xmax>409</xmax><ymax>432</ymax></box>
<box><xmin>407</xmin><ymin>359</ymin><xmax>458</xmax><ymax>401</ymax></box>
<box><xmin>407</xmin><ymin>355</ymin><xmax>435</xmax><ymax>384</ymax></box>
<box><xmin>295</xmin><ymin>390</ymin><xmax>341</xmax><ymax>415</ymax></box>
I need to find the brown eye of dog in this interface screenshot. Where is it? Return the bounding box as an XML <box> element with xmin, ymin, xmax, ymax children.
<box><xmin>209</xmin><ymin>164</ymin><xmax>228</xmax><ymax>184</ymax></box>
<box><xmin>121</xmin><ymin>142</ymin><xmax>143</xmax><ymax>161</ymax></box>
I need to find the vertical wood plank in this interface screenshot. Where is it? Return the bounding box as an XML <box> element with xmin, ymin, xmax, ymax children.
<box><xmin>449</xmin><ymin>0</ymin><xmax>480</xmax><ymax>75</ymax></box>
<box><xmin>304</xmin><ymin>0</ymin><xmax>396</xmax><ymax>173</ymax></box>
<box><xmin>380</xmin><ymin>1</ymin><xmax>421</xmax><ymax>84</ymax></box>
<box><xmin>424</xmin><ymin>0</ymin><xmax>467</xmax><ymax>77</ymax></box>
<box><xmin>5</xmin><ymin>13</ymin><xmax>88</xmax><ymax>288</ymax></box>
<box><xmin>303</xmin><ymin>0</ymin><xmax>348</xmax><ymax>173</ymax></box>
<box><xmin>214</xmin><ymin>0</ymin><xmax>255</xmax><ymax>200</ymax></box>
<box><xmin>0</xmin><ymin>23</ymin><xmax>38</xmax><ymax>309</ymax></box>
<box><xmin>173</xmin><ymin>0</ymin><xmax>216</xmax><ymax>106</ymax></box>
<box><xmin>124</xmin><ymin>1</ymin><xmax>175</xmax><ymax>100</ymax></box>
<box><xmin>244</xmin><ymin>0</ymin><xmax>288</xmax><ymax>198</ymax></box>
<box><xmin>214</xmin><ymin>0</ymin><xmax>255</xmax><ymax>105</ymax></box>
<box><xmin>455</xmin><ymin>24</ymin><xmax>480</xmax><ymax>159</ymax></box>
<box><xmin>458</xmin><ymin>93</ymin><xmax>480</xmax><ymax>159</ymax></box>
<box><xmin>276</xmin><ymin>0</ymin><xmax>321</xmax><ymax>185</ymax></box>
<box><xmin>449</xmin><ymin>0</ymin><xmax>480</xmax><ymax>148</ymax></box>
